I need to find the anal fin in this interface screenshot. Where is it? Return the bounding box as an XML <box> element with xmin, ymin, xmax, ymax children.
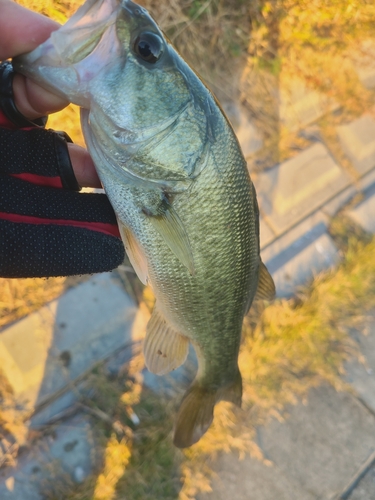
<box><xmin>144</xmin><ymin>304</ymin><xmax>189</xmax><ymax>376</ymax></box>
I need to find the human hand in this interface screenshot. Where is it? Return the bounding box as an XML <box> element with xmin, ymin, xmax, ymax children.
<box><xmin>0</xmin><ymin>0</ymin><xmax>125</xmax><ymax>278</ymax></box>
<box><xmin>0</xmin><ymin>0</ymin><xmax>99</xmax><ymax>187</ymax></box>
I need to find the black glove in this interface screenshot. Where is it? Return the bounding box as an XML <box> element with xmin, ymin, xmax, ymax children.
<box><xmin>0</xmin><ymin>59</ymin><xmax>124</xmax><ymax>278</ymax></box>
<box><xmin>0</xmin><ymin>122</ymin><xmax>125</xmax><ymax>278</ymax></box>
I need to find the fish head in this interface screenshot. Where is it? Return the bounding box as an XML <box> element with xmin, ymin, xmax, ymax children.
<box><xmin>14</xmin><ymin>0</ymin><xmax>192</xmax><ymax>130</ymax></box>
<box><xmin>15</xmin><ymin>0</ymin><xmax>217</xmax><ymax>194</ymax></box>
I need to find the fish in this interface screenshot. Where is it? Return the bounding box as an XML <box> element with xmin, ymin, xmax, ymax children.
<box><xmin>14</xmin><ymin>0</ymin><xmax>275</xmax><ymax>448</ymax></box>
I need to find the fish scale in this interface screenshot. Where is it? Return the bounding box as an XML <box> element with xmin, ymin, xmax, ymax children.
<box><xmin>14</xmin><ymin>0</ymin><xmax>275</xmax><ymax>448</ymax></box>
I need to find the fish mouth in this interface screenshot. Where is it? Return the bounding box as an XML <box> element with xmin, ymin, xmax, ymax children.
<box><xmin>14</xmin><ymin>0</ymin><xmax>129</xmax><ymax>106</ymax></box>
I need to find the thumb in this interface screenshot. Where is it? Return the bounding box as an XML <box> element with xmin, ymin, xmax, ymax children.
<box><xmin>67</xmin><ymin>143</ymin><xmax>102</xmax><ymax>189</ymax></box>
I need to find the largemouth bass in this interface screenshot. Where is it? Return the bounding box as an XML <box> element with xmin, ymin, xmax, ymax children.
<box><xmin>14</xmin><ymin>0</ymin><xmax>275</xmax><ymax>448</ymax></box>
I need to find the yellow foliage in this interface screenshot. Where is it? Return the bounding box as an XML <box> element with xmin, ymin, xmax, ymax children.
<box><xmin>93</xmin><ymin>434</ymin><xmax>132</xmax><ymax>500</ymax></box>
<box><xmin>16</xmin><ymin>0</ymin><xmax>81</xmax><ymax>21</ymax></box>
<box><xmin>0</xmin><ymin>277</ymin><xmax>65</xmax><ymax>328</ymax></box>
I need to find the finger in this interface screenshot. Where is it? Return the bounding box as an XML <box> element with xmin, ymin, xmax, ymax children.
<box><xmin>0</xmin><ymin>0</ymin><xmax>59</xmax><ymax>59</ymax></box>
<box><xmin>0</xmin><ymin>0</ymin><xmax>59</xmax><ymax>60</ymax></box>
<box><xmin>0</xmin><ymin>0</ymin><xmax>69</xmax><ymax>118</ymax></box>
<box><xmin>13</xmin><ymin>73</ymin><xmax>69</xmax><ymax>120</ymax></box>
<box><xmin>67</xmin><ymin>143</ymin><xmax>102</xmax><ymax>189</ymax></box>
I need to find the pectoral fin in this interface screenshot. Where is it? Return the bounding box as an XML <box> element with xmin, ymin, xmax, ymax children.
<box><xmin>254</xmin><ymin>261</ymin><xmax>275</xmax><ymax>301</ymax></box>
<box><xmin>146</xmin><ymin>202</ymin><xmax>195</xmax><ymax>275</ymax></box>
<box><xmin>118</xmin><ymin>222</ymin><xmax>148</xmax><ymax>285</ymax></box>
<box><xmin>144</xmin><ymin>304</ymin><xmax>189</xmax><ymax>375</ymax></box>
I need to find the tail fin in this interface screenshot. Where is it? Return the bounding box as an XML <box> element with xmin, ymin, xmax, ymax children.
<box><xmin>173</xmin><ymin>372</ymin><xmax>242</xmax><ymax>448</ymax></box>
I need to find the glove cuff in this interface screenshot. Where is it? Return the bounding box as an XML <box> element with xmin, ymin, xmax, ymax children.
<box><xmin>0</xmin><ymin>60</ymin><xmax>47</xmax><ymax>128</ymax></box>
<box><xmin>0</xmin><ymin>126</ymin><xmax>81</xmax><ymax>191</ymax></box>
<box><xmin>53</xmin><ymin>131</ymin><xmax>81</xmax><ymax>191</ymax></box>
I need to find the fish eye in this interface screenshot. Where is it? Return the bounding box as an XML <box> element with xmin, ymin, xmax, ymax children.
<box><xmin>133</xmin><ymin>32</ymin><xmax>163</xmax><ymax>63</ymax></box>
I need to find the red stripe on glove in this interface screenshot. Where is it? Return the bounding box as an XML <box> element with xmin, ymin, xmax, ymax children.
<box><xmin>0</xmin><ymin>212</ymin><xmax>121</xmax><ymax>238</ymax></box>
<box><xmin>0</xmin><ymin>111</ymin><xmax>17</xmax><ymax>129</ymax></box>
<box><xmin>0</xmin><ymin>110</ymin><xmax>43</xmax><ymax>131</ymax></box>
<box><xmin>10</xmin><ymin>173</ymin><xmax>63</xmax><ymax>188</ymax></box>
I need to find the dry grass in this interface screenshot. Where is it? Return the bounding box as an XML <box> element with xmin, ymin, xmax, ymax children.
<box><xmin>139</xmin><ymin>0</ymin><xmax>251</xmax><ymax>101</ymax></box>
<box><xmin>0</xmin><ymin>274</ymin><xmax>96</xmax><ymax>329</ymax></box>
<box><xmin>242</xmin><ymin>0</ymin><xmax>375</xmax><ymax>167</ymax></box>
<box><xmin>0</xmin><ymin>277</ymin><xmax>65</xmax><ymax>329</ymax></box>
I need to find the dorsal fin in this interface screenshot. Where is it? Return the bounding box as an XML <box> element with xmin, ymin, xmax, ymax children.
<box><xmin>254</xmin><ymin>261</ymin><xmax>275</xmax><ymax>301</ymax></box>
